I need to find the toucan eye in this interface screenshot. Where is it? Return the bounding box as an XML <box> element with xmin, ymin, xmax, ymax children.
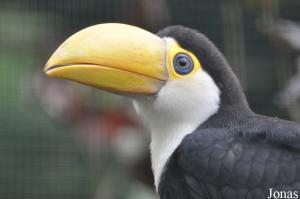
<box><xmin>173</xmin><ymin>53</ymin><xmax>194</xmax><ymax>75</ymax></box>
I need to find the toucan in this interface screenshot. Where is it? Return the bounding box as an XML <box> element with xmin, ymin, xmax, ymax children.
<box><xmin>44</xmin><ymin>23</ymin><xmax>300</xmax><ymax>199</ymax></box>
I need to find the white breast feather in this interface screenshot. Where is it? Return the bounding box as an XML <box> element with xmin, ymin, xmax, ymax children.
<box><xmin>133</xmin><ymin>71</ymin><xmax>220</xmax><ymax>190</ymax></box>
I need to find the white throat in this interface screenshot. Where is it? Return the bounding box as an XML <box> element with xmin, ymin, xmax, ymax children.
<box><xmin>133</xmin><ymin>71</ymin><xmax>220</xmax><ymax>190</ymax></box>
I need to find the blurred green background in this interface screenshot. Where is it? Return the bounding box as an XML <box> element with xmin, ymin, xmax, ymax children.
<box><xmin>1</xmin><ymin>0</ymin><xmax>300</xmax><ymax>198</ymax></box>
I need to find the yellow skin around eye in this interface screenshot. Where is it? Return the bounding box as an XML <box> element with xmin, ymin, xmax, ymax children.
<box><xmin>166</xmin><ymin>39</ymin><xmax>203</xmax><ymax>80</ymax></box>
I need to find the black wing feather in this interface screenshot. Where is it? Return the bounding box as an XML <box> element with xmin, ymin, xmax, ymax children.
<box><xmin>159</xmin><ymin>116</ymin><xmax>300</xmax><ymax>199</ymax></box>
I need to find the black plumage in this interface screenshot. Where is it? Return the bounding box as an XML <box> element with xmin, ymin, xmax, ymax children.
<box><xmin>157</xmin><ymin>26</ymin><xmax>300</xmax><ymax>199</ymax></box>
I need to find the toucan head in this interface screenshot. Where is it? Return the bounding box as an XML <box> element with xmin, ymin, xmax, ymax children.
<box><xmin>44</xmin><ymin>23</ymin><xmax>251</xmax><ymax>186</ymax></box>
<box><xmin>44</xmin><ymin>23</ymin><xmax>248</xmax><ymax>134</ymax></box>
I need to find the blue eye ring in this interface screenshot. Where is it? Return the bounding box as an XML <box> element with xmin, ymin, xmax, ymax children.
<box><xmin>173</xmin><ymin>53</ymin><xmax>194</xmax><ymax>75</ymax></box>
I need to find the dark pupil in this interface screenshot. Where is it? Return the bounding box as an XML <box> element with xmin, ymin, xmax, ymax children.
<box><xmin>178</xmin><ymin>58</ymin><xmax>188</xmax><ymax>67</ymax></box>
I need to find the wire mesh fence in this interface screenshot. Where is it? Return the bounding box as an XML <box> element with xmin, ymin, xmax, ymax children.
<box><xmin>0</xmin><ymin>0</ymin><xmax>300</xmax><ymax>198</ymax></box>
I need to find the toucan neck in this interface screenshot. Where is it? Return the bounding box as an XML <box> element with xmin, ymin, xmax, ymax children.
<box><xmin>132</xmin><ymin>71</ymin><xmax>221</xmax><ymax>189</ymax></box>
<box><xmin>214</xmin><ymin>66</ymin><xmax>251</xmax><ymax>112</ymax></box>
<box><xmin>201</xmin><ymin>98</ymin><xmax>253</xmax><ymax>130</ymax></box>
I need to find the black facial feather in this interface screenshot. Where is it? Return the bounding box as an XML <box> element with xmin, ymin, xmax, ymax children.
<box><xmin>157</xmin><ymin>26</ymin><xmax>250</xmax><ymax>111</ymax></box>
